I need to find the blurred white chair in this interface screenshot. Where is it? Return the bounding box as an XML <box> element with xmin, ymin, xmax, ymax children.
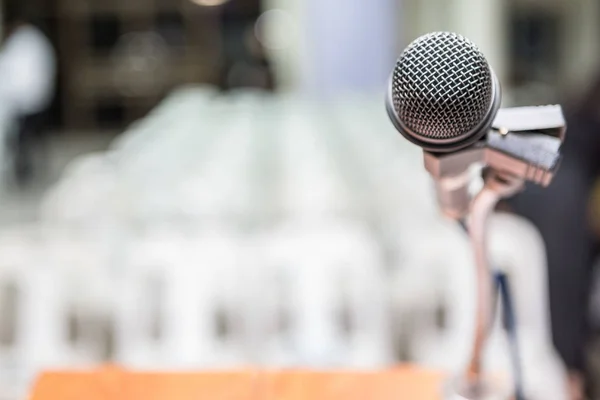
<box><xmin>41</xmin><ymin>231</ymin><xmax>114</xmax><ymax>365</ymax></box>
<box><xmin>254</xmin><ymin>220</ymin><xmax>393</xmax><ymax>368</ymax></box>
<box><xmin>173</xmin><ymin>107</ymin><xmax>261</xmax><ymax>223</ymax></box>
<box><xmin>115</xmin><ymin>92</ymin><xmax>266</xmax><ymax>228</ymax></box>
<box><xmin>113</xmin><ymin>228</ymin><xmax>185</xmax><ymax>368</ymax></box>
<box><xmin>37</xmin><ymin>154</ymin><xmax>119</xmax><ymax>367</ymax></box>
<box><xmin>161</xmin><ymin>227</ymin><xmax>250</xmax><ymax>369</ymax></box>
<box><xmin>0</xmin><ymin>227</ymin><xmax>40</xmax><ymax>394</ymax></box>
<box><xmin>391</xmin><ymin>216</ymin><xmax>474</xmax><ymax>371</ymax></box>
<box><xmin>39</xmin><ymin>152</ymin><xmax>123</xmax><ymax>315</ymax></box>
<box><xmin>114</xmin><ymin>227</ymin><xmax>248</xmax><ymax>369</ymax></box>
<box><xmin>0</xmin><ymin>227</ymin><xmax>92</xmax><ymax>399</ymax></box>
<box><xmin>278</xmin><ymin>101</ymin><xmax>358</xmax><ymax>219</ymax></box>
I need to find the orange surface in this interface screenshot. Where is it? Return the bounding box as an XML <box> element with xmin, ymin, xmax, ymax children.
<box><xmin>30</xmin><ymin>366</ymin><xmax>446</xmax><ymax>400</ymax></box>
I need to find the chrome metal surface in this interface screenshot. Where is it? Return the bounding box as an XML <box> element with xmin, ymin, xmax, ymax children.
<box><xmin>464</xmin><ymin>171</ymin><xmax>524</xmax><ymax>398</ymax></box>
<box><xmin>391</xmin><ymin>32</ymin><xmax>495</xmax><ymax>145</ymax></box>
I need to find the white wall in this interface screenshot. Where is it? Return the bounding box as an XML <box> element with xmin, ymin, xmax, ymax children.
<box><xmin>261</xmin><ymin>0</ymin><xmax>400</xmax><ymax>96</ymax></box>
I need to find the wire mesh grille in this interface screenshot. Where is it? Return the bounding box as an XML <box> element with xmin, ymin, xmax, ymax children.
<box><xmin>392</xmin><ymin>32</ymin><xmax>493</xmax><ymax>141</ymax></box>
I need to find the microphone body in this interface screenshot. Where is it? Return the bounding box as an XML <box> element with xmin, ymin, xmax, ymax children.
<box><xmin>385</xmin><ymin>32</ymin><xmax>565</xmax><ymax>219</ymax></box>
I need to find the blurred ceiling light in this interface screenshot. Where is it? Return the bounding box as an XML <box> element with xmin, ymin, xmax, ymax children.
<box><xmin>254</xmin><ymin>9</ymin><xmax>296</xmax><ymax>51</ymax></box>
<box><xmin>190</xmin><ymin>0</ymin><xmax>230</xmax><ymax>6</ymax></box>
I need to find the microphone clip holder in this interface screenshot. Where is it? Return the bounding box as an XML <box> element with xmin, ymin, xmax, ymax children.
<box><xmin>424</xmin><ymin>104</ymin><xmax>565</xmax><ymax>220</ymax></box>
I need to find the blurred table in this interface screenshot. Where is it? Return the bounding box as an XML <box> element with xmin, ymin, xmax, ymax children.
<box><xmin>30</xmin><ymin>366</ymin><xmax>444</xmax><ymax>400</ymax></box>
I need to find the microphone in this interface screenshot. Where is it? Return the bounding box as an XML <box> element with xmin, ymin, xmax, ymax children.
<box><xmin>385</xmin><ymin>31</ymin><xmax>567</xmax><ymax>399</ymax></box>
<box><xmin>386</xmin><ymin>31</ymin><xmax>565</xmax><ymax>219</ymax></box>
<box><xmin>386</xmin><ymin>31</ymin><xmax>500</xmax><ymax>153</ymax></box>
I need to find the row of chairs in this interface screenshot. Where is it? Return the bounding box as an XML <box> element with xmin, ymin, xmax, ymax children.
<box><xmin>0</xmin><ymin>217</ymin><xmax>567</xmax><ymax>400</ymax></box>
<box><xmin>0</xmin><ymin>87</ymin><xmax>568</xmax><ymax>399</ymax></box>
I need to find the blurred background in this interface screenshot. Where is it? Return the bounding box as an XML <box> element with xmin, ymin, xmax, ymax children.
<box><xmin>0</xmin><ymin>0</ymin><xmax>597</xmax><ymax>399</ymax></box>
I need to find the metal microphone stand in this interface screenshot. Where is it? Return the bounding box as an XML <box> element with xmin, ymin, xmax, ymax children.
<box><xmin>448</xmin><ymin>169</ymin><xmax>524</xmax><ymax>400</ymax></box>
<box><xmin>415</xmin><ymin>105</ymin><xmax>566</xmax><ymax>399</ymax></box>
<box><xmin>423</xmin><ymin>105</ymin><xmax>566</xmax><ymax>400</ymax></box>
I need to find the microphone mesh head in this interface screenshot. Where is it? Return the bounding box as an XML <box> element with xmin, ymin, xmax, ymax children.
<box><xmin>392</xmin><ymin>32</ymin><xmax>493</xmax><ymax>141</ymax></box>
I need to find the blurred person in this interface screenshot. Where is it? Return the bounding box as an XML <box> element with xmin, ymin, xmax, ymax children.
<box><xmin>0</xmin><ymin>1</ymin><xmax>56</xmax><ymax>187</ymax></box>
<box><xmin>507</xmin><ymin>74</ymin><xmax>600</xmax><ymax>400</ymax></box>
